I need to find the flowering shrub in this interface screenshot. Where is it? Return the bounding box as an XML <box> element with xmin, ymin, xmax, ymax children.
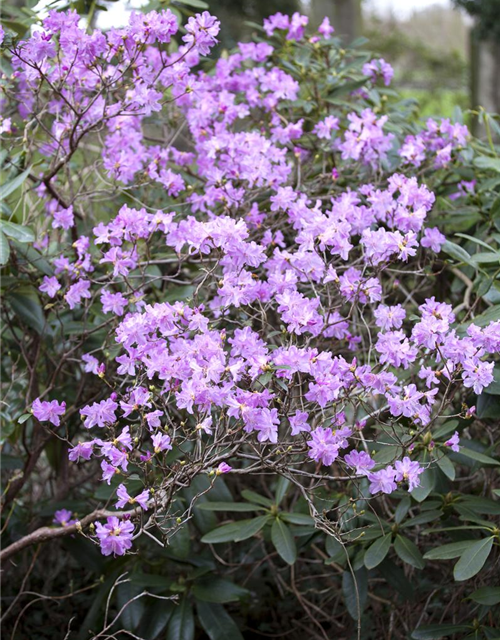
<box><xmin>1</xmin><ymin>8</ymin><xmax>500</xmax><ymax>639</ymax></box>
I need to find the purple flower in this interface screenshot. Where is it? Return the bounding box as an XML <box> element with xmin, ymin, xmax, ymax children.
<box><xmin>95</xmin><ymin>516</ymin><xmax>134</xmax><ymax>556</ymax></box>
<box><xmin>318</xmin><ymin>16</ymin><xmax>334</xmax><ymax>38</ymax></box>
<box><xmin>462</xmin><ymin>359</ymin><xmax>494</xmax><ymax>394</ymax></box>
<box><xmin>289</xmin><ymin>411</ymin><xmax>310</xmax><ymax>436</ymax></box>
<box><xmin>65</xmin><ymin>280</ymin><xmax>91</xmax><ymax>310</ymax></box>
<box><xmin>101</xmin><ymin>290</ymin><xmax>127</xmax><ymax>316</ymax></box>
<box><xmin>152</xmin><ymin>432</ymin><xmax>172</xmax><ymax>453</ymax></box>
<box><xmin>374</xmin><ymin>304</ymin><xmax>406</xmax><ymax>331</ymax></box>
<box><xmin>39</xmin><ymin>276</ymin><xmax>61</xmax><ymax>298</ymax></box>
<box><xmin>182</xmin><ymin>11</ymin><xmax>220</xmax><ymax>55</ymax></box>
<box><xmin>344</xmin><ymin>450</ymin><xmax>375</xmax><ymax>476</ymax></box>
<box><xmin>307</xmin><ymin>428</ymin><xmax>340</xmax><ymax>466</ymax></box>
<box><xmin>81</xmin><ymin>398</ymin><xmax>118</xmax><ymax>428</ymax></box>
<box><xmin>115</xmin><ymin>483</ymin><xmax>149</xmax><ymax>510</ymax></box>
<box><xmin>216</xmin><ymin>462</ymin><xmax>232</xmax><ymax>474</ymax></box>
<box><xmin>368</xmin><ymin>466</ymin><xmax>397</xmax><ymax>495</ymax></box>
<box><xmin>52</xmin><ymin>205</ymin><xmax>74</xmax><ymax>230</ymax></box>
<box><xmin>53</xmin><ymin>509</ymin><xmax>75</xmax><ymax>526</ymax></box>
<box><xmin>363</xmin><ymin>58</ymin><xmax>394</xmax><ymax>86</ymax></box>
<box><xmin>68</xmin><ymin>440</ymin><xmax>95</xmax><ymax>462</ymax></box>
<box><xmin>421</xmin><ymin>227</ymin><xmax>445</xmax><ymax>253</ymax></box>
<box><xmin>444</xmin><ymin>431</ymin><xmax>460</xmax><ymax>453</ymax></box>
<box><xmin>394</xmin><ymin>457</ymin><xmax>424</xmax><ymax>491</ymax></box>
<box><xmin>32</xmin><ymin>398</ymin><xmax>66</xmax><ymax>427</ymax></box>
<box><xmin>101</xmin><ymin>460</ymin><xmax>118</xmax><ymax>485</ymax></box>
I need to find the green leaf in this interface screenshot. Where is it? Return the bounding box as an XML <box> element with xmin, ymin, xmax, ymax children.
<box><xmin>342</xmin><ymin>568</ymin><xmax>368</xmax><ymax>621</ymax></box>
<box><xmin>0</xmin><ymin>220</ymin><xmax>35</xmax><ymax>243</ymax></box>
<box><xmin>410</xmin><ymin>467</ymin><xmax>436</xmax><ymax>502</ymax></box>
<box><xmin>423</xmin><ymin>540</ymin><xmax>477</xmax><ymax>560</ymax></box>
<box><xmin>364</xmin><ymin>533</ymin><xmax>392</xmax><ymax>570</ymax></box>
<box><xmin>435</xmin><ymin>454</ymin><xmax>455</xmax><ymax>481</ymax></box>
<box><xmin>468</xmin><ymin>586</ymin><xmax>500</xmax><ymax>606</ymax></box>
<box><xmin>271</xmin><ymin>518</ymin><xmax>297</xmax><ymax>565</ymax></box>
<box><xmin>0</xmin><ymin>166</ymin><xmax>32</xmax><ymax>200</ymax></box>
<box><xmin>275</xmin><ymin>476</ymin><xmax>290</xmax><ymax>505</ymax></box>
<box><xmin>240</xmin><ymin>490</ymin><xmax>274</xmax><ymax>507</ymax></box>
<box><xmin>196</xmin><ymin>602</ymin><xmax>243</xmax><ymax>640</ymax></box>
<box><xmin>394</xmin><ymin>535</ymin><xmax>425</xmax><ymax>569</ymax></box>
<box><xmin>395</xmin><ymin>496</ymin><xmax>411</xmax><ymax>524</ymax></box>
<box><xmin>458</xmin><ymin>447</ymin><xmax>499</xmax><ymax>466</ymax></box>
<box><xmin>411</xmin><ymin>624</ymin><xmax>471</xmax><ymax>639</ymax></box>
<box><xmin>166</xmin><ymin>596</ymin><xmax>194</xmax><ymax>640</ymax></box>
<box><xmin>441</xmin><ymin>240</ymin><xmax>478</xmax><ymax>269</ymax></box>
<box><xmin>137</xmin><ymin>599</ymin><xmax>174</xmax><ymax>639</ymax></box>
<box><xmin>192</xmin><ymin>577</ymin><xmax>249</xmax><ymax>603</ymax></box>
<box><xmin>280</xmin><ymin>512</ymin><xmax>315</xmax><ymax>526</ymax></box>
<box><xmin>474</xmin><ymin>156</ymin><xmax>500</xmax><ymax>173</ymax></box>
<box><xmin>453</xmin><ymin>536</ymin><xmax>494</xmax><ymax>581</ymax></box>
<box><xmin>8</xmin><ymin>289</ymin><xmax>46</xmax><ymax>334</ymax></box>
<box><xmin>0</xmin><ymin>231</ymin><xmax>10</xmax><ymax>266</ymax></box>
<box><xmin>197</xmin><ymin>502</ymin><xmax>265</xmax><ymax>512</ymax></box>
<box><xmin>201</xmin><ymin>516</ymin><xmax>270</xmax><ymax>544</ymax></box>
<box><xmin>173</xmin><ymin>0</ymin><xmax>209</xmax><ymax>9</ymax></box>
<box><xmin>116</xmin><ymin>582</ymin><xmax>144</xmax><ymax>631</ymax></box>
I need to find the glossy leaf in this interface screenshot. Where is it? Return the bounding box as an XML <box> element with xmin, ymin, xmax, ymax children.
<box><xmin>364</xmin><ymin>533</ymin><xmax>392</xmax><ymax>570</ymax></box>
<box><xmin>201</xmin><ymin>516</ymin><xmax>270</xmax><ymax>544</ymax></box>
<box><xmin>394</xmin><ymin>535</ymin><xmax>425</xmax><ymax>569</ymax></box>
<box><xmin>271</xmin><ymin>518</ymin><xmax>297</xmax><ymax>565</ymax></box>
<box><xmin>196</xmin><ymin>602</ymin><xmax>243</xmax><ymax>640</ymax></box>
<box><xmin>166</xmin><ymin>596</ymin><xmax>195</xmax><ymax>640</ymax></box>
<box><xmin>453</xmin><ymin>537</ymin><xmax>494</xmax><ymax>581</ymax></box>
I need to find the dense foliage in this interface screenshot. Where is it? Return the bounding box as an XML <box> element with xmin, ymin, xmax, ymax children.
<box><xmin>1</xmin><ymin>6</ymin><xmax>500</xmax><ymax>640</ymax></box>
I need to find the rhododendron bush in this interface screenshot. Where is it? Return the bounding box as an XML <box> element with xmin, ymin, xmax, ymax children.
<box><xmin>1</xmin><ymin>7</ymin><xmax>500</xmax><ymax>639</ymax></box>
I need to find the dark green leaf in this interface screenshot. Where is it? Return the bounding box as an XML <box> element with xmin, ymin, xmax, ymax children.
<box><xmin>435</xmin><ymin>454</ymin><xmax>455</xmax><ymax>481</ymax></box>
<box><xmin>8</xmin><ymin>289</ymin><xmax>46</xmax><ymax>334</ymax></box>
<box><xmin>364</xmin><ymin>533</ymin><xmax>392</xmax><ymax>570</ymax></box>
<box><xmin>275</xmin><ymin>476</ymin><xmax>290</xmax><ymax>505</ymax></box>
<box><xmin>201</xmin><ymin>516</ymin><xmax>270</xmax><ymax>544</ymax></box>
<box><xmin>411</xmin><ymin>624</ymin><xmax>470</xmax><ymax>639</ymax></box>
<box><xmin>166</xmin><ymin>596</ymin><xmax>194</xmax><ymax>640</ymax></box>
<box><xmin>453</xmin><ymin>536</ymin><xmax>494</xmax><ymax>581</ymax></box>
<box><xmin>196</xmin><ymin>602</ymin><xmax>243</xmax><ymax>640</ymax></box>
<box><xmin>394</xmin><ymin>535</ymin><xmax>425</xmax><ymax>569</ymax></box>
<box><xmin>271</xmin><ymin>518</ymin><xmax>297</xmax><ymax>565</ymax></box>
<box><xmin>192</xmin><ymin>577</ymin><xmax>249</xmax><ymax>603</ymax></box>
<box><xmin>197</xmin><ymin>502</ymin><xmax>264</xmax><ymax>512</ymax></box>
<box><xmin>280</xmin><ymin>512</ymin><xmax>315</xmax><ymax>526</ymax></box>
<box><xmin>240</xmin><ymin>490</ymin><xmax>273</xmax><ymax>507</ymax></box>
<box><xmin>468</xmin><ymin>586</ymin><xmax>500</xmax><ymax>606</ymax></box>
<box><xmin>423</xmin><ymin>540</ymin><xmax>477</xmax><ymax>560</ymax></box>
<box><xmin>342</xmin><ymin>568</ymin><xmax>368</xmax><ymax>621</ymax></box>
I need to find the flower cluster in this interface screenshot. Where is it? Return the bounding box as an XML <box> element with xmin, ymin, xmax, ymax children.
<box><xmin>3</xmin><ymin>10</ymin><xmax>496</xmax><ymax>559</ymax></box>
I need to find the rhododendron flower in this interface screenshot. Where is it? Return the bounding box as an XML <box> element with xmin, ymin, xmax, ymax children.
<box><xmin>363</xmin><ymin>58</ymin><xmax>394</xmax><ymax>86</ymax></box>
<box><xmin>32</xmin><ymin>398</ymin><xmax>66</xmax><ymax>426</ymax></box>
<box><xmin>152</xmin><ymin>432</ymin><xmax>172</xmax><ymax>453</ymax></box>
<box><xmin>308</xmin><ymin>428</ymin><xmax>340</xmax><ymax>466</ymax></box>
<box><xmin>368</xmin><ymin>466</ymin><xmax>397</xmax><ymax>494</ymax></box>
<box><xmin>53</xmin><ymin>509</ymin><xmax>75</xmax><ymax>526</ymax></box>
<box><xmin>95</xmin><ymin>516</ymin><xmax>134</xmax><ymax>556</ymax></box>
<box><xmin>115</xmin><ymin>484</ymin><xmax>149</xmax><ymax>510</ymax></box>
<box><xmin>344</xmin><ymin>450</ymin><xmax>375</xmax><ymax>476</ymax></box>
<box><xmin>394</xmin><ymin>457</ymin><xmax>424</xmax><ymax>491</ymax></box>
<box><xmin>444</xmin><ymin>431</ymin><xmax>460</xmax><ymax>452</ymax></box>
<box><xmin>39</xmin><ymin>276</ymin><xmax>61</xmax><ymax>298</ymax></box>
<box><xmin>421</xmin><ymin>227</ymin><xmax>446</xmax><ymax>252</ymax></box>
<box><xmin>68</xmin><ymin>440</ymin><xmax>95</xmax><ymax>462</ymax></box>
<box><xmin>216</xmin><ymin>462</ymin><xmax>232</xmax><ymax>474</ymax></box>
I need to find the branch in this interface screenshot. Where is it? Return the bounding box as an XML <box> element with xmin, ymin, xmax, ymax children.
<box><xmin>0</xmin><ymin>508</ymin><xmax>137</xmax><ymax>563</ymax></box>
